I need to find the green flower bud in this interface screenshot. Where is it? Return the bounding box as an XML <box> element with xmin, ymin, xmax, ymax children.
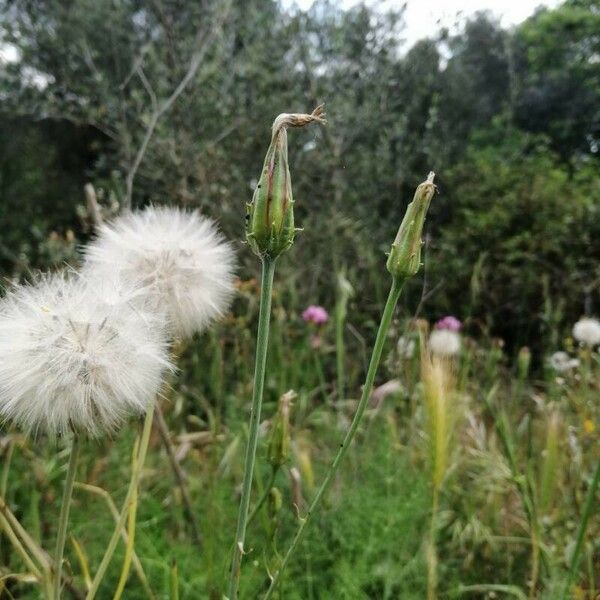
<box><xmin>246</xmin><ymin>105</ymin><xmax>326</xmax><ymax>259</ymax></box>
<box><xmin>517</xmin><ymin>346</ymin><xmax>531</xmax><ymax>381</ymax></box>
<box><xmin>267</xmin><ymin>487</ymin><xmax>283</xmax><ymax>518</ymax></box>
<box><xmin>267</xmin><ymin>390</ymin><xmax>295</xmax><ymax>469</ymax></box>
<box><xmin>386</xmin><ymin>172</ymin><xmax>436</xmax><ymax>280</ymax></box>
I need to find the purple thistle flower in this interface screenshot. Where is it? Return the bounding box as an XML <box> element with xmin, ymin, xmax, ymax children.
<box><xmin>435</xmin><ymin>315</ymin><xmax>462</xmax><ymax>332</ymax></box>
<box><xmin>302</xmin><ymin>305</ymin><xmax>329</xmax><ymax>325</ymax></box>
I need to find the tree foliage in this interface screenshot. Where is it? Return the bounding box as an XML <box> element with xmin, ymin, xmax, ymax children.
<box><xmin>0</xmin><ymin>0</ymin><xmax>598</xmax><ymax>348</ymax></box>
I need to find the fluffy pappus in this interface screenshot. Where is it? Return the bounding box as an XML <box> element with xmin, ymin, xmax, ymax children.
<box><xmin>572</xmin><ymin>317</ymin><xmax>600</xmax><ymax>347</ymax></box>
<box><xmin>0</xmin><ymin>273</ymin><xmax>172</xmax><ymax>437</ymax></box>
<box><xmin>429</xmin><ymin>329</ymin><xmax>461</xmax><ymax>357</ymax></box>
<box><xmin>83</xmin><ymin>206</ymin><xmax>236</xmax><ymax>339</ymax></box>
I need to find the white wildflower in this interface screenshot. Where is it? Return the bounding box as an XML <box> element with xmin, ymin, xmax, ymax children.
<box><xmin>548</xmin><ymin>351</ymin><xmax>579</xmax><ymax>373</ymax></box>
<box><xmin>397</xmin><ymin>335</ymin><xmax>416</xmax><ymax>359</ymax></box>
<box><xmin>429</xmin><ymin>329</ymin><xmax>461</xmax><ymax>357</ymax></box>
<box><xmin>572</xmin><ymin>317</ymin><xmax>600</xmax><ymax>347</ymax></box>
<box><xmin>0</xmin><ymin>274</ymin><xmax>171</xmax><ymax>437</ymax></box>
<box><xmin>83</xmin><ymin>206</ymin><xmax>236</xmax><ymax>339</ymax></box>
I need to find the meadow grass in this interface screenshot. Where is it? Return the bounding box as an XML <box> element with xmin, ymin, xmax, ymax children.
<box><xmin>1</xmin><ymin>300</ymin><xmax>597</xmax><ymax>598</ymax></box>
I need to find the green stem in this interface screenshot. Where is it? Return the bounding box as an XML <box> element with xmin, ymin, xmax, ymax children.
<box><xmin>112</xmin><ymin>439</ymin><xmax>140</xmax><ymax>600</ymax></box>
<box><xmin>427</xmin><ymin>486</ymin><xmax>440</xmax><ymax>600</ymax></box>
<box><xmin>335</xmin><ymin>302</ymin><xmax>345</xmax><ymax>401</ymax></box>
<box><xmin>0</xmin><ymin>512</ymin><xmax>42</xmax><ymax>579</ymax></box>
<box><xmin>312</xmin><ymin>352</ymin><xmax>327</xmax><ymax>402</ymax></box>
<box><xmin>263</xmin><ymin>277</ymin><xmax>404</xmax><ymax>599</ymax></box>
<box><xmin>53</xmin><ymin>434</ymin><xmax>81</xmax><ymax>599</ymax></box>
<box><xmin>228</xmin><ymin>257</ymin><xmax>276</xmax><ymax>600</ymax></box>
<box><xmin>1</xmin><ymin>436</ymin><xmax>15</xmax><ymax>498</ymax></box>
<box><xmin>561</xmin><ymin>460</ymin><xmax>600</xmax><ymax>600</ymax></box>
<box><xmin>86</xmin><ymin>405</ymin><xmax>155</xmax><ymax>600</ymax></box>
<box><xmin>248</xmin><ymin>467</ymin><xmax>278</xmax><ymax>527</ymax></box>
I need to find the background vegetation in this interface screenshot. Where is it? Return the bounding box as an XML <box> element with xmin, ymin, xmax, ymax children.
<box><xmin>0</xmin><ymin>0</ymin><xmax>598</xmax><ymax>598</ymax></box>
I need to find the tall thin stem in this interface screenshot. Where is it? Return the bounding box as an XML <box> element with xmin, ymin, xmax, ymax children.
<box><xmin>54</xmin><ymin>434</ymin><xmax>81</xmax><ymax>599</ymax></box>
<box><xmin>112</xmin><ymin>438</ymin><xmax>140</xmax><ymax>600</ymax></box>
<box><xmin>228</xmin><ymin>257</ymin><xmax>276</xmax><ymax>600</ymax></box>
<box><xmin>264</xmin><ymin>277</ymin><xmax>404</xmax><ymax>599</ymax></box>
<box><xmin>248</xmin><ymin>466</ymin><xmax>278</xmax><ymax>527</ymax></box>
<box><xmin>154</xmin><ymin>404</ymin><xmax>203</xmax><ymax>549</ymax></box>
<box><xmin>560</xmin><ymin>460</ymin><xmax>600</xmax><ymax>600</ymax></box>
<box><xmin>86</xmin><ymin>405</ymin><xmax>155</xmax><ymax>600</ymax></box>
<box><xmin>427</xmin><ymin>486</ymin><xmax>440</xmax><ymax>600</ymax></box>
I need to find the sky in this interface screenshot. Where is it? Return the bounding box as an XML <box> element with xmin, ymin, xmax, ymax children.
<box><xmin>284</xmin><ymin>0</ymin><xmax>561</xmax><ymax>46</ymax></box>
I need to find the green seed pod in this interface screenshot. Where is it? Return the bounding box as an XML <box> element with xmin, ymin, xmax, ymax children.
<box><xmin>386</xmin><ymin>172</ymin><xmax>436</xmax><ymax>280</ymax></box>
<box><xmin>267</xmin><ymin>390</ymin><xmax>295</xmax><ymax>469</ymax></box>
<box><xmin>267</xmin><ymin>487</ymin><xmax>283</xmax><ymax>518</ymax></box>
<box><xmin>517</xmin><ymin>346</ymin><xmax>531</xmax><ymax>381</ymax></box>
<box><xmin>246</xmin><ymin>105</ymin><xmax>326</xmax><ymax>259</ymax></box>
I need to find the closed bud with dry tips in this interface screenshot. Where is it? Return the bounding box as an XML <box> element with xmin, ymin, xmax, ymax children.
<box><xmin>387</xmin><ymin>172</ymin><xmax>436</xmax><ymax>280</ymax></box>
<box><xmin>246</xmin><ymin>105</ymin><xmax>326</xmax><ymax>259</ymax></box>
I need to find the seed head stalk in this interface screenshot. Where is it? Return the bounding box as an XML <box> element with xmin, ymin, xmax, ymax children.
<box><xmin>228</xmin><ymin>257</ymin><xmax>276</xmax><ymax>598</ymax></box>
<box><xmin>86</xmin><ymin>404</ymin><xmax>155</xmax><ymax>600</ymax></box>
<box><xmin>228</xmin><ymin>105</ymin><xmax>325</xmax><ymax>600</ymax></box>
<box><xmin>53</xmin><ymin>433</ymin><xmax>81</xmax><ymax>599</ymax></box>
<box><xmin>264</xmin><ymin>173</ymin><xmax>436</xmax><ymax>598</ymax></box>
<box><xmin>264</xmin><ymin>276</ymin><xmax>404</xmax><ymax>598</ymax></box>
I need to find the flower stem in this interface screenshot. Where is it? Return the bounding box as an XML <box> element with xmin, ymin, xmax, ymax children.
<box><xmin>53</xmin><ymin>433</ymin><xmax>81</xmax><ymax>599</ymax></box>
<box><xmin>248</xmin><ymin>466</ymin><xmax>278</xmax><ymax>527</ymax></box>
<box><xmin>263</xmin><ymin>276</ymin><xmax>404</xmax><ymax>599</ymax></box>
<box><xmin>228</xmin><ymin>257</ymin><xmax>276</xmax><ymax>600</ymax></box>
<box><xmin>427</xmin><ymin>486</ymin><xmax>440</xmax><ymax>600</ymax></box>
<box><xmin>86</xmin><ymin>405</ymin><xmax>155</xmax><ymax>600</ymax></box>
<box><xmin>112</xmin><ymin>438</ymin><xmax>140</xmax><ymax>600</ymax></box>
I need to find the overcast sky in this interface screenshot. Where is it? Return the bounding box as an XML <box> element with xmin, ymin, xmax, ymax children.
<box><xmin>284</xmin><ymin>0</ymin><xmax>561</xmax><ymax>46</ymax></box>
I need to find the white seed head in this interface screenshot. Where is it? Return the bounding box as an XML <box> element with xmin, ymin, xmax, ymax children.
<box><xmin>429</xmin><ymin>329</ymin><xmax>461</xmax><ymax>357</ymax></box>
<box><xmin>397</xmin><ymin>335</ymin><xmax>416</xmax><ymax>359</ymax></box>
<box><xmin>82</xmin><ymin>206</ymin><xmax>236</xmax><ymax>339</ymax></box>
<box><xmin>0</xmin><ymin>273</ymin><xmax>172</xmax><ymax>437</ymax></box>
<box><xmin>572</xmin><ymin>317</ymin><xmax>600</xmax><ymax>347</ymax></box>
<box><xmin>548</xmin><ymin>351</ymin><xmax>579</xmax><ymax>373</ymax></box>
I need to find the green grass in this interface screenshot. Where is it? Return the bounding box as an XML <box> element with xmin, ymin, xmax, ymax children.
<box><xmin>0</xmin><ymin>295</ymin><xmax>598</xmax><ymax>599</ymax></box>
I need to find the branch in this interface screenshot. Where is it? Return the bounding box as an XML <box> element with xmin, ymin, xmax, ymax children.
<box><xmin>123</xmin><ymin>3</ymin><xmax>231</xmax><ymax>210</ymax></box>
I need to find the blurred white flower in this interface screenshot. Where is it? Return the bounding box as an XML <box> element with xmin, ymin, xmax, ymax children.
<box><xmin>572</xmin><ymin>317</ymin><xmax>600</xmax><ymax>347</ymax></box>
<box><xmin>0</xmin><ymin>274</ymin><xmax>171</xmax><ymax>437</ymax></box>
<box><xmin>83</xmin><ymin>207</ymin><xmax>236</xmax><ymax>339</ymax></box>
<box><xmin>429</xmin><ymin>329</ymin><xmax>461</xmax><ymax>357</ymax></box>
<box><xmin>548</xmin><ymin>351</ymin><xmax>579</xmax><ymax>373</ymax></box>
<box><xmin>397</xmin><ymin>335</ymin><xmax>416</xmax><ymax>359</ymax></box>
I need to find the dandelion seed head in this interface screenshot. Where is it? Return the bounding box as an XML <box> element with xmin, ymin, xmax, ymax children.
<box><xmin>83</xmin><ymin>207</ymin><xmax>236</xmax><ymax>339</ymax></box>
<box><xmin>548</xmin><ymin>351</ymin><xmax>579</xmax><ymax>373</ymax></box>
<box><xmin>572</xmin><ymin>317</ymin><xmax>600</xmax><ymax>347</ymax></box>
<box><xmin>429</xmin><ymin>329</ymin><xmax>461</xmax><ymax>357</ymax></box>
<box><xmin>0</xmin><ymin>273</ymin><xmax>171</xmax><ymax>437</ymax></box>
<box><xmin>397</xmin><ymin>335</ymin><xmax>416</xmax><ymax>359</ymax></box>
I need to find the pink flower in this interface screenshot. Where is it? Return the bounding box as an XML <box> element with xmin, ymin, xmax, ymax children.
<box><xmin>435</xmin><ymin>315</ymin><xmax>462</xmax><ymax>332</ymax></box>
<box><xmin>302</xmin><ymin>305</ymin><xmax>329</xmax><ymax>325</ymax></box>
